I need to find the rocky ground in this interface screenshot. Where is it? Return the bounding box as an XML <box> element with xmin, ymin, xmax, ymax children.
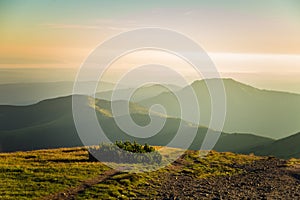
<box><xmin>12</xmin><ymin>148</ymin><xmax>298</xmax><ymax>200</ymax></box>
<box><xmin>157</xmin><ymin>157</ymin><xmax>300</xmax><ymax>200</ymax></box>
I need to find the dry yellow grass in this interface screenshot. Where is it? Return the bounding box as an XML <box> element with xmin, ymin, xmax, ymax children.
<box><xmin>1</xmin><ymin>146</ymin><xmax>282</xmax><ymax>199</ymax></box>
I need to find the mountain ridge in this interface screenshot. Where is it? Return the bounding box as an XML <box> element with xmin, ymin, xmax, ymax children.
<box><xmin>0</xmin><ymin>94</ymin><xmax>299</xmax><ymax>159</ymax></box>
<box><xmin>140</xmin><ymin>78</ymin><xmax>300</xmax><ymax>139</ymax></box>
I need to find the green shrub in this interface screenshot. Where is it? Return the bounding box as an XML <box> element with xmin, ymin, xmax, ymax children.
<box><xmin>89</xmin><ymin>141</ymin><xmax>162</xmax><ymax>164</ymax></box>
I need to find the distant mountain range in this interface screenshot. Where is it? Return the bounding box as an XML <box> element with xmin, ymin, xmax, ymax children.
<box><xmin>0</xmin><ymin>94</ymin><xmax>299</xmax><ymax>159</ymax></box>
<box><xmin>139</xmin><ymin>78</ymin><xmax>300</xmax><ymax>139</ymax></box>
<box><xmin>0</xmin><ymin>81</ymin><xmax>125</xmax><ymax>105</ymax></box>
<box><xmin>96</xmin><ymin>83</ymin><xmax>181</xmax><ymax>102</ymax></box>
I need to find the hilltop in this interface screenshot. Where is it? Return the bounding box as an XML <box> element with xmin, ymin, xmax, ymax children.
<box><xmin>0</xmin><ymin>147</ymin><xmax>299</xmax><ymax>199</ymax></box>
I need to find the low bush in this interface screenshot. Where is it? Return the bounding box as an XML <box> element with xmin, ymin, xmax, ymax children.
<box><xmin>88</xmin><ymin>141</ymin><xmax>162</xmax><ymax>164</ymax></box>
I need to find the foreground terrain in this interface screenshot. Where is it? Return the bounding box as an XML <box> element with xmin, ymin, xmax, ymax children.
<box><xmin>0</xmin><ymin>147</ymin><xmax>299</xmax><ymax>199</ymax></box>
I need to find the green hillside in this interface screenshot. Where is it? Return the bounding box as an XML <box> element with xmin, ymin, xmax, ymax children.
<box><xmin>0</xmin><ymin>147</ymin><xmax>260</xmax><ymax>199</ymax></box>
<box><xmin>214</xmin><ymin>133</ymin><xmax>274</xmax><ymax>153</ymax></box>
<box><xmin>0</xmin><ymin>95</ymin><xmax>277</xmax><ymax>156</ymax></box>
<box><xmin>140</xmin><ymin>78</ymin><xmax>300</xmax><ymax>139</ymax></box>
<box><xmin>1</xmin><ymin>146</ymin><xmax>299</xmax><ymax>199</ymax></box>
<box><xmin>251</xmin><ymin>132</ymin><xmax>300</xmax><ymax>159</ymax></box>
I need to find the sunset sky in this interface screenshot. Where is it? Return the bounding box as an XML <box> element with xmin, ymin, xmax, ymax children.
<box><xmin>1</xmin><ymin>0</ymin><xmax>300</xmax><ymax>93</ymax></box>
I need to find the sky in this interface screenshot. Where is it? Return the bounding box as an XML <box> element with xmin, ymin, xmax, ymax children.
<box><xmin>0</xmin><ymin>0</ymin><xmax>300</xmax><ymax>93</ymax></box>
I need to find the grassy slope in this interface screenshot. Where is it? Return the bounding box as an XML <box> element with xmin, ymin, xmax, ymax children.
<box><xmin>0</xmin><ymin>96</ymin><xmax>83</xmax><ymax>152</ymax></box>
<box><xmin>0</xmin><ymin>147</ymin><xmax>110</xmax><ymax>199</ymax></box>
<box><xmin>1</xmin><ymin>95</ymin><xmax>297</xmax><ymax>159</ymax></box>
<box><xmin>251</xmin><ymin>132</ymin><xmax>300</xmax><ymax>159</ymax></box>
<box><xmin>214</xmin><ymin>133</ymin><xmax>274</xmax><ymax>153</ymax></box>
<box><xmin>139</xmin><ymin>78</ymin><xmax>300</xmax><ymax>139</ymax></box>
<box><xmin>0</xmin><ymin>96</ymin><xmax>166</xmax><ymax>152</ymax></box>
<box><xmin>0</xmin><ymin>147</ymin><xmax>264</xmax><ymax>199</ymax></box>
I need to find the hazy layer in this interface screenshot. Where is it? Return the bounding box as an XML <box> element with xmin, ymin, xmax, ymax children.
<box><xmin>1</xmin><ymin>68</ymin><xmax>299</xmax><ymax>94</ymax></box>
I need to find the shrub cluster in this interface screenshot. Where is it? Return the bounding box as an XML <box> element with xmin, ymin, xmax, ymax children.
<box><xmin>89</xmin><ymin>141</ymin><xmax>162</xmax><ymax>164</ymax></box>
<box><xmin>115</xmin><ymin>141</ymin><xmax>155</xmax><ymax>153</ymax></box>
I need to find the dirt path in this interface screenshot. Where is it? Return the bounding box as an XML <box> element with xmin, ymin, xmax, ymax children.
<box><xmin>158</xmin><ymin>157</ymin><xmax>300</xmax><ymax>199</ymax></box>
<box><xmin>42</xmin><ymin>169</ymin><xmax>118</xmax><ymax>200</ymax></box>
<box><xmin>42</xmin><ymin>155</ymin><xmax>300</xmax><ymax>199</ymax></box>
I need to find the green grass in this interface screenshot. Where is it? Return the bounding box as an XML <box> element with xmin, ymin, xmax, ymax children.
<box><xmin>0</xmin><ymin>147</ymin><xmax>110</xmax><ymax>199</ymax></box>
<box><xmin>180</xmin><ymin>150</ymin><xmax>258</xmax><ymax>178</ymax></box>
<box><xmin>76</xmin><ymin>150</ymin><xmax>260</xmax><ymax>199</ymax></box>
<box><xmin>286</xmin><ymin>157</ymin><xmax>300</xmax><ymax>166</ymax></box>
<box><xmin>1</xmin><ymin>147</ymin><xmax>297</xmax><ymax>199</ymax></box>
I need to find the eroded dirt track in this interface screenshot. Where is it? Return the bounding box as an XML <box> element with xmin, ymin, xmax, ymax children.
<box><xmin>42</xmin><ymin>156</ymin><xmax>300</xmax><ymax>200</ymax></box>
<box><xmin>42</xmin><ymin>169</ymin><xmax>118</xmax><ymax>200</ymax></box>
<box><xmin>158</xmin><ymin>157</ymin><xmax>300</xmax><ymax>199</ymax></box>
